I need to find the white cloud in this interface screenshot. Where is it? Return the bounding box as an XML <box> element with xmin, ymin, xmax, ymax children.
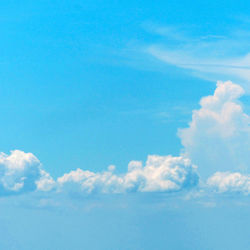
<box><xmin>146</xmin><ymin>26</ymin><xmax>250</xmax><ymax>91</ymax></box>
<box><xmin>57</xmin><ymin>155</ymin><xmax>199</xmax><ymax>194</ymax></box>
<box><xmin>1</xmin><ymin>82</ymin><xmax>250</xmax><ymax>198</ymax></box>
<box><xmin>207</xmin><ymin>172</ymin><xmax>250</xmax><ymax>195</ymax></box>
<box><xmin>0</xmin><ymin>150</ymin><xmax>199</xmax><ymax>196</ymax></box>
<box><xmin>178</xmin><ymin>81</ymin><xmax>250</xmax><ymax>177</ymax></box>
<box><xmin>36</xmin><ymin>169</ymin><xmax>56</xmax><ymax>192</ymax></box>
<box><xmin>57</xmin><ymin>167</ymin><xmax>124</xmax><ymax>194</ymax></box>
<box><xmin>0</xmin><ymin>150</ymin><xmax>54</xmax><ymax>195</ymax></box>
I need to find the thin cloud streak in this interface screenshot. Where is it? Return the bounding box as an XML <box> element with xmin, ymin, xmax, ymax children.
<box><xmin>145</xmin><ymin>25</ymin><xmax>250</xmax><ymax>90</ymax></box>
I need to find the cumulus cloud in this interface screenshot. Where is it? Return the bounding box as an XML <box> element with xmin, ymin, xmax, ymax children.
<box><xmin>0</xmin><ymin>151</ymin><xmax>199</xmax><ymax>196</ymax></box>
<box><xmin>57</xmin><ymin>155</ymin><xmax>199</xmax><ymax>194</ymax></box>
<box><xmin>0</xmin><ymin>150</ymin><xmax>54</xmax><ymax>195</ymax></box>
<box><xmin>178</xmin><ymin>81</ymin><xmax>250</xmax><ymax>177</ymax></box>
<box><xmin>36</xmin><ymin>169</ymin><xmax>56</xmax><ymax>192</ymax></box>
<box><xmin>1</xmin><ymin>82</ymin><xmax>250</xmax><ymax>198</ymax></box>
<box><xmin>207</xmin><ymin>172</ymin><xmax>250</xmax><ymax>195</ymax></box>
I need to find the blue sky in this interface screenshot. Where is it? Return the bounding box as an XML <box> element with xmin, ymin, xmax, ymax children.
<box><xmin>1</xmin><ymin>1</ymin><xmax>250</xmax><ymax>249</ymax></box>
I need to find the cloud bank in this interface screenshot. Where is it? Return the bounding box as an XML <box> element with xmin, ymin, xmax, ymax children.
<box><xmin>0</xmin><ymin>151</ymin><xmax>199</xmax><ymax>195</ymax></box>
<box><xmin>57</xmin><ymin>155</ymin><xmax>199</xmax><ymax>194</ymax></box>
<box><xmin>0</xmin><ymin>81</ymin><xmax>249</xmax><ymax>197</ymax></box>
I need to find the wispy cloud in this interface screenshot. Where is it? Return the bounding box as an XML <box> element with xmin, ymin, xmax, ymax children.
<box><xmin>145</xmin><ymin>24</ymin><xmax>250</xmax><ymax>91</ymax></box>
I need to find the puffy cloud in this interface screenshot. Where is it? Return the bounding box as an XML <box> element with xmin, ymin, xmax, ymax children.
<box><xmin>0</xmin><ymin>150</ymin><xmax>54</xmax><ymax>195</ymax></box>
<box><xmin>178</xmin><ymin>81</ymin><xmax>250</xmax><ymax>177</ymax></box>
<box><xmin>0</xmin><ymin>150</ymin><xmax>199</xmax><ymax>196</ymax></box>
<box><xmin>207</xmin><ymin>172</ymin><xmax>250</xmax><ymax>195</ymax></box>
<box><xmin>1</xmin><ymin>81</ymin><xmax>250</xmax><ymax>199</ymax></box>
<box><xmin>36</xmin><ymin>169</ymin><xmax>56</xmax><ymax>192</ymax></box>
<box><xmin>57</xmin><ymin>155</ymin><xmax>199</xmax><ymax>194</ymax></box>
<box><xmin>57</xmin><ymin>167</ymin><xmax>124</xmax><ymax>194</ymax></box>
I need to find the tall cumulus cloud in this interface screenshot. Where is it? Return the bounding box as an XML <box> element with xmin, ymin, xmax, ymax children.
<box><xmin>178</xmin><ymin>81</ymin><xmax>250</xmax><ymax>177</ymax></box>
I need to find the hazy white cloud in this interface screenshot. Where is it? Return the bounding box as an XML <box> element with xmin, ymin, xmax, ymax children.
<box><xmin>207</xmin><ymin>172</ymin><xmax>250</xmax><ymax>195</ymax></box>
<box><xmin>178</xmin><ymin>81</ymin><xmax>250</xmax><ymax>177</ymax></box>
<box><xmin>146</xmin><ymin>26</ymin><xmax>250</xmax><ymax>91</ymax></box>
<box><xmin>57</xmin><ymin>155</ymin><xmax>199</xmax><ymax>194</ymax></box>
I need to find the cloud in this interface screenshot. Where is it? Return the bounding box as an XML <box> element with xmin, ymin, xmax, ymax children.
<box><xmin>1</xmin><ymin>82</ymin><xmax>250</xmax><ymax>199</ymax></box>
<box><xmin>178</xmin><ymin>81</ymin><xmax>250</xmax><ymax>177</ymax></box>
<box><xmin>57</xmin><ymin>155</ymin><xmax>199</xmax><ymax>194</ymax></box>
<box><xmin>0</xmin><ymin>151</ymin><xmax>199</xmax><ymax>196</ymax></box>
<box><xmin>0</xmin><ymin>150</ymin><xmax>54</xmax><ymax>195</ymax></box>
<box><xmin>36</xmin><ymin>169</ymin><xmax>56</xmax><ymax>192</ymax></box>
<box><xmin>145</xmin><ymin>25</ymin><xmax>250</xmax><ymax>91</ymax></box>
<box><xmin>207</xmin><ymin>172</ymin><xmax>250</xmax><ymax>195</ymax></box>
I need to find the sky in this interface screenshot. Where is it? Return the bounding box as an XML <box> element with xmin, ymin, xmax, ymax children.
<box><xmin>1</xmin><ymin>1</ymin><xmax>250</xmax><ymax>249</ymax></box>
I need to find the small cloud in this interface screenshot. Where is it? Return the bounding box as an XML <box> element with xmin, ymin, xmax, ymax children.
<box><xmin>36</xmin><ymin>169</ymin><xmax>56</xmax><ymax>192</ymax></box>
<box><xmin>0</xmin><ymin>150</ymin><xmax>53</xmax><ymax>195</ymax></box>
<box><xmin>207</xmin><ymin>172</ymin><xmax>250</xmax><ymax>195</ymax></box>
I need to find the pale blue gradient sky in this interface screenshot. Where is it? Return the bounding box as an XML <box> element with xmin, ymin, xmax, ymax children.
<box><xmin>1</xmin><ymin>1</ymin><xmax>250</xmax><ymax>249</ymax></box>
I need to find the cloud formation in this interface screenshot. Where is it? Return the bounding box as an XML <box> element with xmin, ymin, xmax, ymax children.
<box><xmin>178</xmin><ymin>81</ymin><xmax>250</xmax><ymax>177</ymax></box>
<box><xmin>57</xmin><ymin>155</ymin><xmax>199</xmax><ymax>194</ymax></box>
<box><xmin>207</xmin><ymin>172</ymin><xmax>250</xmax><ymax>195</ymax></box>
<box><xmin>0</xmin><ymin>150</ymin><xmax>54</xmax><ymax>195</ymax></box>
<box><xmin>1</xmin><ymin>82</ymin><xmax>250</xmax><ymax>198</ymax></box>
<box><xmin>146</xmin><ymin>25</ymin><xmax>250</xmax><ymax>91</ymax></box>
<box><xmin>0</xmin><ymin>151</ymin><xmax>199</xmax><ymax>196</ymax></box>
